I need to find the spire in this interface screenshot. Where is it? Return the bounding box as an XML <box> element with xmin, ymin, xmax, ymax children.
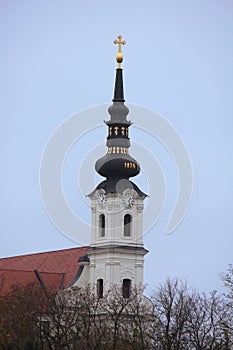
<box><xmin>113</xmin><ymin>69</ymin><xmax>124</xmax><ymax>102</ymax></box>
<box><xmin>92</xmin><ymin>35</ymin><xmax>145</xmax><ymax>196</ymax></box>
<box><xmin>113</xmin><ymin>35</ymin><xmax>126</xmax><ymax>102</ymax></box>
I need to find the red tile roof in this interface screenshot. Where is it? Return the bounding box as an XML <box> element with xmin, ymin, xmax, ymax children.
<box><xmin>0</xmin><ymin>247</ymin><xmax>89</xmax><ymax>293</ymax></box>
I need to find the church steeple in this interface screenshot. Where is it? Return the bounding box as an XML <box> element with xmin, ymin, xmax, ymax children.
<box><xmin>85</xmin><ymin>36</ymin><xmax>148</xmax><ymax>293</ymax></box>
<box><xmin>94</xmin><ymin>35</ymin><xmax>145</xmax><ymax>195</ymax></box>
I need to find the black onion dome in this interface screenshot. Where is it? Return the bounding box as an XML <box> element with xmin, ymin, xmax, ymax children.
<box><xmin>95</xmin><ymin>152</ymin><xmax>140</xmax><ymax>180</ymax></box>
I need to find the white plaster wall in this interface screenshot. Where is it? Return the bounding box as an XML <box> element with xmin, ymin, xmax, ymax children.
<box><xmin>84</xmin><ymin>188</ymin><xmax>148</xmax><ymax>292</ymax></box>
<box><xmin>89</xmin><ymin>189</ymin><xmax>145</xmax><ymax>247</ymax></box>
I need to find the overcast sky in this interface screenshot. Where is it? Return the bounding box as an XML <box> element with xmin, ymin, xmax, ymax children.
<box><xmin>1</xmin><ymin>0</ymin><xmax>232</xmax><ymax>294</ymax></box>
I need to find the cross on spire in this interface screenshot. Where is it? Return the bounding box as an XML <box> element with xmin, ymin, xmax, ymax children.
<box><xmin>114</xmin><ymin>35</ymin><xmax>126</xmax><ymax>53</ymax></box>
<box><xmin>114</xmin><ymin>35</ymin><xmax>126</xmax><ymax>68</ymax></box>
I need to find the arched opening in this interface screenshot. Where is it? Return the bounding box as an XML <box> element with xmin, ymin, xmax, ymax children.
<box><xmin>99</xmin><ymin>214</ymin><xmax>105</xmax><ymax>237</ymax></box>
<box><xmin>123</xmin><ymin>278</ymin><xmax>131</xmax><ymax>298</ymax></box>
<box><xmin>97</xmin><ymin>278</ymin><xmax>103</xmax><ymax>298</ymax></box>
<box><xmin>124</xmin><ymin>214</ymin><xmax>132</xmax><ymax>237</ymax></box>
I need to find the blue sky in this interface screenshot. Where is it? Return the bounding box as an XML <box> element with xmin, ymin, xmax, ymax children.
<box><xmin>1</xmin><ymin>0</ymin><xmax>233</xmax><ymax>294</ymax></box>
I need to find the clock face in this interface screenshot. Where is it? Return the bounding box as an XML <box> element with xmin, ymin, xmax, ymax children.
<box><xmin>98</xmin><ymin>194</ymin><xmax>106</xmax><ymax>207</ymax></box>
<box><xmin>123</xmin><ymin>194</ymin><xmax>134</xmax><ymax>208</ymax></box>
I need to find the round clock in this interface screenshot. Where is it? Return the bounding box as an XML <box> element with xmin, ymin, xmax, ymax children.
<box><xmin>98</xmin><ymin>194</ymin><xmax>106</xmax><ymax>207</ymax></box>
<box><xmin>123</xmin><ymin>194</ymin><xmax>134</xmax><ymax>208</ymax></box>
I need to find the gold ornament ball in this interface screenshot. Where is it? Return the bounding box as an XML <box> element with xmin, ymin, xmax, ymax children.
<box><xmin>116</xmin><ymin>52</ymin><xmax>123</xmax><ymax>63</ymax></box>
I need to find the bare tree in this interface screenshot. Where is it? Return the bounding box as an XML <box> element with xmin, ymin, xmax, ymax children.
<box><xmin>69</xmin><ymin>285</ymin><xmax>108</xmax><ymax>350</ymax></box>
<box><xmin>221</xmin><ymin>264</ymin><xmax>233</xmax><ymax>311</ymax></box>
<box><xmin>37</xmin><ymin>287</ymin><xmax>80</xmax><ymax>350</ymax></box>
<box><xmin>186</xmin><ymin>290</ymin><xmax>230</xmax><ymax>350</ymax></box>
<box><xmin>101</xmin><ymin>284</ymin><xmax>133</xmax><ymax>350</ymax></box>
<box><xmin>123</xmin><ymin>286</ymin><xmax>154</xmax><ymax>350</ymax></box>
<box><xmin>2</xmin><ymin>275</ymin><xmax>231</xmax><ymax>350</ymax></box>
<box><xmin>150</xmin><ymin>278</ymin><xmax>190</xmax><ymax>350</ymax></box>
<box><xmin>91</xmin><ymin>284</ymin><xmax>153</xmax><ymax>350</ymax></box>
<box><xmin>220</xmin><ymin>264</ymin><xmax>233</xmax><ymax>349</ymax></box>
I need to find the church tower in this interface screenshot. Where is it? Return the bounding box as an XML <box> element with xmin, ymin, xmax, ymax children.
<box><xmin>86</xmin><ymin>36</ymin><xmax>148</xmax><ymax>296</ymax></box>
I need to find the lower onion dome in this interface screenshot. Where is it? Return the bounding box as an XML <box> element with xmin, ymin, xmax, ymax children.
<box><xmin>95</xmin><ymin>152</ymin><xmax>140</xmax><ymax>180</ymax></box>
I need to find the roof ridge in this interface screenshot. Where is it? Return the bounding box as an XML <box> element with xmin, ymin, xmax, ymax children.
<box><xmin>0</xmin><ymin>246</ymin><xmax>90</xmax><ymax>260</ymax></box>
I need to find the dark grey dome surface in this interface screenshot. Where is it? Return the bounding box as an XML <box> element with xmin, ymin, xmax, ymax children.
<box><xmin>95</xmin><ymin>153</ymin><xmax>140</xmax><ymax>179</ymax></box>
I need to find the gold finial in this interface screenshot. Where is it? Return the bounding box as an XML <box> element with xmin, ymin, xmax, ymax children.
<box><xmin>114</xmin><ymin>35</ymin><xmax>126</xmax><ymax>68</ymax></box>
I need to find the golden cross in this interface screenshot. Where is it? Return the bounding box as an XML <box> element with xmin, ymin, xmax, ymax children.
<box><xmin>114</xmin><ymin>35</ymin><xmax>126</xmax><ymax>53</ymax></box>
<box><xmin>114</xmin><ymin>35</ymin><xmax>126</xmax><ymax>68</ymax></box>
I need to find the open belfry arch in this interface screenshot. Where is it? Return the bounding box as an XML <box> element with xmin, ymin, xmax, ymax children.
<box><xmin>74</xmin><ymin>36</ymin><xmax>148</xmax><ymax>296</ymax></box>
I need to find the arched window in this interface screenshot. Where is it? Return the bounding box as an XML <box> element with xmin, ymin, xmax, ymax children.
<box><xmin>97</xmin><ymin>278</ymin><xmax>103</xmax><ymax>298</ymax></box>
<box><xmin>124</xmin><ymin>214</ymin><xmax>132</xmax><ymax>237</ymax></box>
<box><xmin>99</xmin><ymin>214</ymin><xmax>105</xmax><ymax>237</ymax></box>
<box><xmin>123</xmin><ymin>279</ymin><xmax>131</xmax><ymax>298</ymax></box>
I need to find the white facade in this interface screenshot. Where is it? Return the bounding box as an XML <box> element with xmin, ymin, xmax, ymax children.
<box><xmin>87</xmin><ymin>188</ymin><xmax>147</xmax><ymax>291</ymax></box>
<box><xmin>73</xmin><ymin>187</ymin><xmax>148</xmax><ymax>294</ymax></box>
